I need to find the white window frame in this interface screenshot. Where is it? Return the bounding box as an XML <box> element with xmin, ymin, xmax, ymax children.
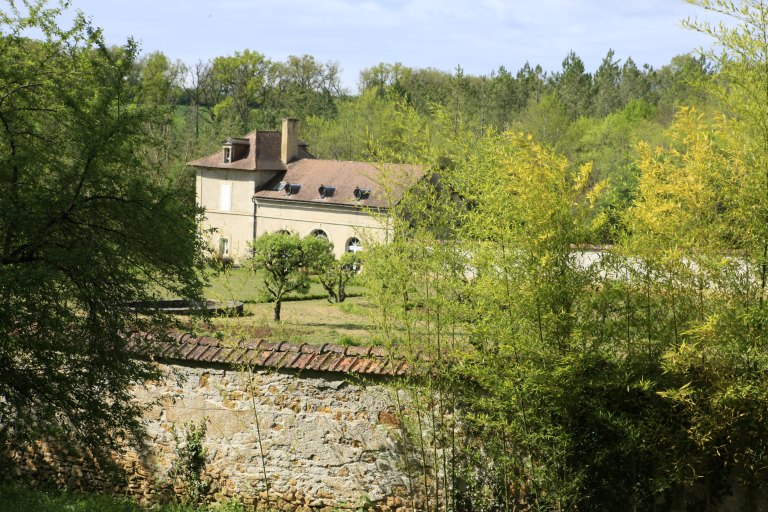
<box><xmin>346</xmin><ymin>237</ymin><xmax>362</xmax><ymax>253</ymax></box>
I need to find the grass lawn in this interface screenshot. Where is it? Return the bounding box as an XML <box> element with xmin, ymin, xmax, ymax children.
<box><xmin>203</xmin><ymin>266</ymin><xmax>365</xmax><ymax>303</ymax></box>
<box><xmin>195</xmin><ymin>267</ymin><xmax>374</xmax><ymax>346</ymax></box>
<box><xmin>0</xmin><ymin>483</ymin><xmax>247</xmax><ymax>512</ymax></box>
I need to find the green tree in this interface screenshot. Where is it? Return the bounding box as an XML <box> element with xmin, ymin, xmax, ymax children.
<box><xmin>626</xmin><ymin>106</ymin><xmax>768</xmax><ymax>506</ymax></box>
<box><xmin>396</xmin><ymin>67</ymin><xmax>454</xmax><ymax>113</ymax></box>
<box><xmin>653</xmin><ymin>53</ymin><xmax>712</xmax><ymax>123</ymax></box>
<box><xmin>515</xmin><ymin>92</ymin><xmax>570</xmax><ymax>149</ymax></box>
<box><xmin>554</xmin><ymin>50</ymin><xmax>593</xmax><ymax>120</ymax></box>
<box><xmin>210</xmin><ymin>49</ymin><xmax>274</xmax><ymax>130</ymax></box>
<box><xmin>356</xmin><ymin>6</ymin><xmax>768</xmax><ymax>505</ymax></box>
<box><xmin>358</xmin><ymin>62</ymin><xmax>410</xmax><ymax>94</ymax></box>
<box><xmin>134</xmin><ymin>51</ymin><xmax>191</xmax><ymax>171</ymax></box>
<box><xmin>302</xmin><ymin>90</ymin><xmax>427</xmax><ymax>161</ymax></box>
<box><xmin>487</xmin><ymin>65</ymin><xmax>519</xmax><ymax>128</ymax></box>
<box><xmin>516</xmin><ymin>61</ymin><xmax>547</xmax><ymax>107</ymax></box>
<box><xmin>136</xmin><ymin>51</ymin><xmax>185</xmax><ymax>107</ymax></box>
<box><xmin>0</xmin><ymin>1</ymin><xmax>205</xmax><ymax>458</ymax></box>
<box><xmin>319</xmin><ymin>252</ymin><xmax>359</xmax><ymax>303</ymax></box>
<box><xmin>592</xmin><ymin>49</ymin><xmax>622</xmax><ymax>117</ymax></box>
<box><xmin>250</xmin><ymin>232</ymin><xmax>332</xmax><ymax>320</ymax></box>
<box><xmin>270</xmin><ymin>54</ymin><xmax>342</xmax><ymax>121</ymax></box>
<box><xmin>618</xmin><ymin>56</ymin><xmax>653</xmax><ymax>108</ymax></box>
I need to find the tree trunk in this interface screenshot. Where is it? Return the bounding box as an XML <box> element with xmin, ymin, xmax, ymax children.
<box><xmin>273</xmin><ymin>300</ymin><xmax>281</xmax><ymax>321</ymax></box>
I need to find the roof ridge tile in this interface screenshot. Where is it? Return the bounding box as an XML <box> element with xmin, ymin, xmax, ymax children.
<box><xmin>137</xmin><ymin>332</ymin><xmax>405</xmax><ymax>376</ymax></box>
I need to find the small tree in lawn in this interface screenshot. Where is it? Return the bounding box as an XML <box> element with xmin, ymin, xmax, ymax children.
<box><xmin>319</xmin><ymin>252</ymin><xmax>360</xmax><ymax>303</ymax></box>
<box><xmin>250</xmin><ymin>232</ymin><xmax>333</xmax><ymax>321</ymax></box>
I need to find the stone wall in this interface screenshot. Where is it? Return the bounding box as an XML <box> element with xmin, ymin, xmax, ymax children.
<box><xmin>4</xmin><ymin>335</ymin><xmax>421</xmax><ymax>510</ymax></box>
<box><xmin>131</xmin><ymin>363</ymin><xmax>410</xmax><ymax>510</ymax></box>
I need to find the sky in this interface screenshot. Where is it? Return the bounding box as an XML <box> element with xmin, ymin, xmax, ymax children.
<box><xmin>64</xmin><ymin>0</ymin><xmax>721</xmax><ymax>91</ymax></box>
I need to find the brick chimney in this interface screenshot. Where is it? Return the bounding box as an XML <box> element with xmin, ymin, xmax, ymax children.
<box><xmin>281</xmin><ymin>118</ymin><xmax>299</xmax><ymax>164</ymax></box>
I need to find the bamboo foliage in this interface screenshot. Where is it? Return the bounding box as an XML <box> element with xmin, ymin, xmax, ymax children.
<box><xmin>363</xmin><ymin>115</ymin><xmax>611</xmax><ymax>509</ymax></box>
<box><xmin>363</xmin><ymin>56</ymin><xmax>768</xmax><ymax>511</ymax></box>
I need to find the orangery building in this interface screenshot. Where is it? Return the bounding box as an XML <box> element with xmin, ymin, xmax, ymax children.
<box><xmin>189</xmin><ymin>119</ymin><xmax>423</xmax><ymax>262</ymax></box>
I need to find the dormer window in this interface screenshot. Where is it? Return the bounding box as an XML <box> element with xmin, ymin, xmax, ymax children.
<box><xmin>353</xmin><ymin>187</ymin><xmax>372</xmax><ymax>201</ymax></box>
<box><xmin>221</xmin><ymin>137</ymin><xmax>248</xmax><ymax>164</ymax></box>
<box><xmin>319</xmin><ymin>184</ymin><xmax>336</xmax><ymax>198</ymax></box>
<box><xmin>284</xmin><ymin>183</ymin><xmax>301</xmax><ymax>196</ymax></box>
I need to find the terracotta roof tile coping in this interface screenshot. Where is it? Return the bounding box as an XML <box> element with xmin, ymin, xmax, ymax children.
<box><xmin>128</xmin><ymin>332</ymin><xmax>407</xmax><ymax>377</ymax></box>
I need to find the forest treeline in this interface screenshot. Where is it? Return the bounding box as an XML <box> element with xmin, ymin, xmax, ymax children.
<box><xmin>139</xmin><ymin>47</ymin><xmax>709</xmax><ymax>135</ymax></box>
<box><xmin>132</xmin><ymin>48</ymin><xmax>714</xmax><ymax>243</ymax></box>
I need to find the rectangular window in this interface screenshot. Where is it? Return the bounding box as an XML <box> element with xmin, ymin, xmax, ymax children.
<box><xmin>220</xmin><ymin>182</ymin><xmax>231</xmax><ymax>211</ymax></box>
<box><xmin>223</xmin><ymin>146</ymin><xmax>232</xmax><ymax>163</ymax></box>
<box><xmin>219</xmin><ymin>237</ymin><xmax>229</xmax><ymax>256</ymax></box>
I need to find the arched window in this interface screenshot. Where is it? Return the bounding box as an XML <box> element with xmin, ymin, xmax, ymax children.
<box><xmin>346</xmin><ymin>237</ymin><xmax>362</xmax><ymax>253</ymax></box>
<box><xmin>311</xmin><ymin>229</ymin><xmax>329</xmax><ymax>240</ymax></box>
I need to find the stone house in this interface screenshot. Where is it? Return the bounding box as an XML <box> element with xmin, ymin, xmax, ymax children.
<box><xmin>189</xmin><ymin>119</ymin><xmax>423</xmax><ymax>262</ymax></box>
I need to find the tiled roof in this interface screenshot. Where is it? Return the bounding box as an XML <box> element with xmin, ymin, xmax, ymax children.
<box><xmin>253</xmin><ymin>159</ymin><xmax>424</xmax><ymax>209</ymax></box>
<box><xmin>129</xmin><ymin>332</ymin><xmax>408</xmax><ymax>377</ymax></box>
<box><xmin>187</xmin><ymin>131</ymin><xmax>314</xmax><ymax>171</ymax></box>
